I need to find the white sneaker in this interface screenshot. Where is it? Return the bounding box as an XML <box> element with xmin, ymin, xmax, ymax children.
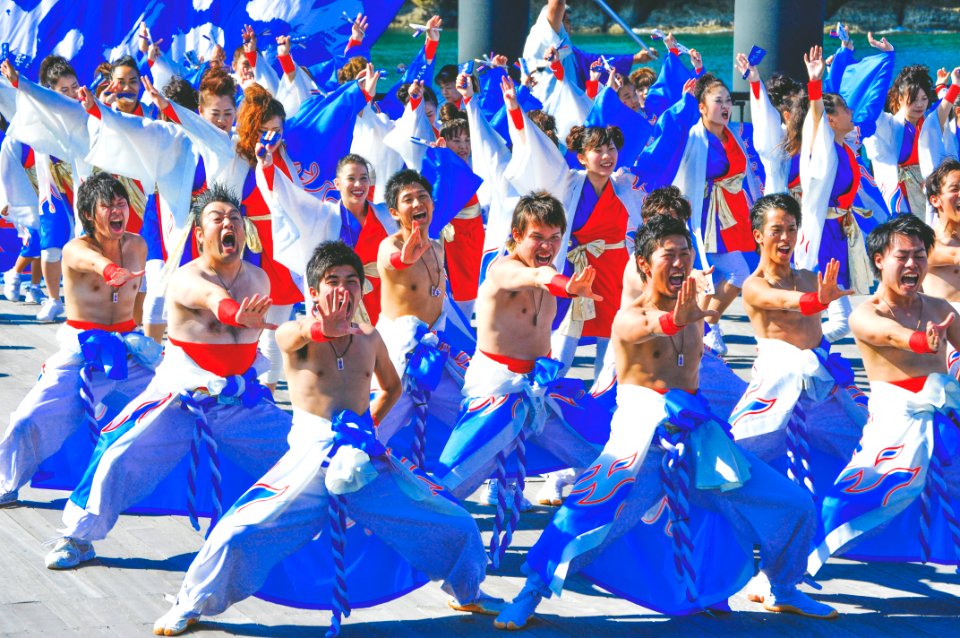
<box><xmin>536</xmin><ymin>475</ymin><xmax>564</xmax><ymax>506</ymax></box>
<box><xmin>45</xmin><ymin>537</ymin><xmax>95</xmax><ymax>569</ymax></box>
<box><xmin>25</xmin><ymin>284</ymin><xmax>45</xmax><ymax>305</ymax></box>
<box><xmin>153</xmin><ymin>605</ymin><xmax>200</xmax><ymax>636</ymax></box>
<box><xmin>3</xmin><ymin>269</ymin><xmax>22</xmax><ymax>302</ymax></box>
<box><xmin>482</xmin><ymin>480</ymin><xmax>534</xmax><ymax>512</ymax></box>
<box><xmin>704</xmin><ymin>324</ymin><xmax>728</xmax><ymax>357</ymax></box>
<box><xmin>37</xmin><ymin>298</ymin><xmax>64</xmax><ymax>322</ymax></box>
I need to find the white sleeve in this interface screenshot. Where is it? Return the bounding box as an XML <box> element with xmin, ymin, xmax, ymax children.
<box><xmin>919</xmin><ymin>111</ymin><xmax>948</xmax><ymax>178</ymax></box>
<box><xmin>350</xmin><ymin>106</ymin><xmax>404</xmax><ymax>204</ymax></box>
<box><xmin>796</xmin><ymin>108</ymin><xmax>838</xmax><ymax>271</ymax></box>
<box><xmin>253</xmin><ymin>52</ymin><xmax>281</xmax><ymax>97</ymax></box>
<box><xmin>464</xmin><ymin>97</ymin><xmax>510</xmax><ymax>184</ymax></box>
<box><xmin>0</xmin><ymin>137</ymin><xmax>39</xmax><ymax>229</ymax></box>
<box><xmin>383</xmin><ymin>102</ymin><xmax>433</xmax><ymax>171</ymax></box>
<box><xmin>168</xmin><ymin>101</ymin><xmax>237</xmax><ymax>183</ymax></box>
<box><xmin>0</xmin><ymin>76</ymin><xmax>17</xmax><ymax>121</ymax></box>
<box><xmin>276</xmin><ymin>70</ymin><xmax>318</xmax><ymax>119</ymax></box>
<box><xmin>503</xmin><ymin>109</ymin><xmax>570</xmax><ymax>199</ymax></box>
<box><xmin>7</xmin><ymin>78</ymin><xmax>90</xmax><ymax>163</ymax></box>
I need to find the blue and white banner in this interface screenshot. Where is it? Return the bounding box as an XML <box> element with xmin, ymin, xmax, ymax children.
<box><xmin>1</xmin><ymin>0</ymin><xmax>403</xmax><ymax>85</ymax></box>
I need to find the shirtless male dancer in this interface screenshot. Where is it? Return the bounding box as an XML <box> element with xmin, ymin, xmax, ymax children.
<box><xmin>153</xmin><ymin>241</ymin><xmax>499</xmax><ymax>636</ymax></box>
<box><xmin>0</xmin><ymin>173</ymin><xmax>157</xmax><ymax>506</ymax></box>
<box><xmin>44</xmin><ymin>184</ymin><xmax>292</xmax><ymax>568</ymax></box>
<box><xmin>495</xmin><ymin>214</ymin><xmax>838</xmax><ymax>629</ymax></box>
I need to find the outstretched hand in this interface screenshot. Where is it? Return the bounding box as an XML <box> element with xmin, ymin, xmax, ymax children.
<box><xmin>500</xmin><ymin>75</ymin><xmax>518</xmax><ymax>110</ymax></box>
<box><xmin>567</xmin><ymin>266</ymin><xmax>604</xmax><ymax>301</ymax></box>
<box><xmin>804</xmin><ymin>45</ymin><xmax>825</xmax><ymax>82</ymax></box>
<box><xmin>241</xmin><ymin>24</ymin><xmax>257</xmax><ymax>52</ymax></box>
<box><xmin>817</xmin><ymin>258</ymin><xmax>855</xmax><ymax>305</ymax></box>
<box><xmin>867</xmin><ymin>32</ymin><xmax>894</xmax><ymax>52</ymax></box>
<box><xmin>77</xmin><ymin>86</ymin><xmax>96</xmax><ymax>111</ymax></box>
<box><xmin>924</xmin><ymin>312</ymin><xmax>954</xmax><ymax>353</ymax></box>
<box><xmin>235</xmin><ymin>294</ymin><xmax>277</xmax><ymax>329</ymax></box>
<box><xmin>104</xmin><ymin>266</ymin><xmax>145</xmax><ymax>287</ymax></box>
<box><xmin>1</xmin><ymin>58</ymin><xmax>18</xmax><ymax>86</ymax></box>
<box><xmin>357</xmin><ymin>62</ymin><xmax>380</xmax><ymax>98</ymax></box>
<box><xmin>735</xmin><ymin>52</ymin><xmax>758</xmax><ymax>83</ymax></box>
<box><xmin>425</xmin><ymin>15</ymin><xmax>442</xmax><ymax>42</ymax></box>
<box><xmin>313</xmin><ymin>288</ymin><xmax>363</xmax><ymax>338</ymax></box>
<box><xmin>141</xmin><ymin>76</ymin><xmax>169</xmax><ymax>112</ymax></box>
<box><xmin>399</xmin><ymin>221</ymin><xmax>431</xmax><ymax>265</ymax></box>
<box><xmin>673</xmin><ymin>275</ymin><xmax>719</xmax><ymax>326</ymax></box>
<box><xmin>351</xmin><ymin>13</ymin><xmax>368</xmax><ymax>43</ymax></box>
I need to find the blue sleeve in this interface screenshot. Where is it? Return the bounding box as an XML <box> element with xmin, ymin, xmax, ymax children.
<box><xmin>570</xmin><ymin>46</ymin><xmax>633</xmax><ymax>87</ymax></box>
<box><xmin>584</xmin><ymin>86</ymin><xmax>653</xmax><ymax>167</ymax></box>
<box><xmin>420</xmin><ymin>146</ymin><xmax>484</xmax><ymax>238</ymax></box>
<box><xmin>377</xmin><ymin>47</ymin><xmax>434</xmax><ymax>120</ymax></box>
<box><xmin>644</xmin><ymin>52</ymin><xmax>694</xmax><ymax>119</ymax></box>
<box><xmin>634</xmin><ymin>92</ymin><xmax>699</xmax><ymax>189</ymax></box>
<box><xmin>823</xmin><ymin>46</ymin><xmax>853</xmax><ymax>94</ymax></box>
<box><xmin>490</xmin><ymin>85</ymin><xmax>543</xmax><ymax>143</ymax></box>
<box><xmin>284</xmin><ymin>81</ymin><xmax>368</xmax><ymax>183</ymax></box>
<box><xmin>477</xmin><ymin>67</ymin><xmax>508</xmax><ymax>121</ymax></box>
<box><xmin>840</xmin><ymin>50</ymin><xmax>895</xmax><ymax>139</ymax></box>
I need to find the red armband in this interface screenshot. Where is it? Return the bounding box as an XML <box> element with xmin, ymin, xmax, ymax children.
<box><xmin>545</xmin><ymin>274</ymin><xmax>574</xmax><ymax>298</ymax></box>
<box><xmin>549</xmin><ymin>59</ymin><xmax>565</xmax><ymax>81</ymax></box>
<box><xmin>161</xmin><ymin>103</ymin><xmax>181</xmax><ymax>124</ymax></box>
<box><xmin>798</xmin><ymin>291</ymin><xmax>829</xmax><ymax>316</ymax></box>
<box><xmin>243</xmin><ymin>51</ymin><xmax>258</xmax><ymax>69</ymax></box>
<box><xmin>462</xmin><ymin>94</ymin><xmax>471</xmax><ymax>105</ymax></box>
<box><xmin>586</xmin><ymin>79</ymin><xmax>599</xmax><ymax>99</ymax></box>
<box><xmin>424</xmin><ymin>39</ymin><xmax>438</xmax><ymax>63</ymax></box>
<box><xmin>217</xmin><ymin>298</ymin><xmax>243</xmax><ymax>327</ymax></box>
<box><xmin>668</xmin><ymin>47</ymin><xmax>680</xmax><ymax>57</ymax></box>
<box><xmin>508</xmin><ymin>107</ymin><xmax>524</xmax><ymax>131</ymax></box>
<box><xmin>360</xmin><ymin>86</ymin><xmax>373</xmax><ymax>103</ymax></box>
<box><xmin>750</xmin><ymin>81</ymin><xmax>761</xmax><ymax>100</ymax></box>
<box><xmin>9</xmin><ymin>75</ymin><xmax>17</xmax><ymax>88</ymax></box>
<box><xmin>946</xmin><ymin>84</ymin><xmax>960</xmax><ymax>105</ymax></box>
<box><xmin>808</xmin><ymin>79</ymin><xmax>823</xmax><ymax>101</ymax></box>
<box><xmin>909</xmin><ymin>330</ymin><xmax>936</xmax><ymax>354</ymax></box>
<box><xmin>309</xmin><ymin>322</ymin><xmax>331</xmax><ymax>342</ymax></box>
<box><xmin>85</xmin><ymin>100</ymin><xmax>102</xmax><ymax>119</ymax></box>
<box><xmin>389</xmin><ymin>252</ymin><xmax>411</xmax><ymax>270</ymax></box>
<box><xmin>102</xmin><ymin>263</ymin><xmax>120</xmax><ymax>283</ymax></box>
<box><xmin>409</xmin><ymin>95</ymin><xmax>422</xmax><ymax>111</ymax></box>
<box><xmin>659</xmin><ymin>312</ymin><xmax>681</xmax><ymax>336</ymax></box>
<box><xmin>346</xmin><ymin>38</ymin><xmax>362</xmax><ymax>51</ymax></box>
<box><xmin>278</xmin><ymin>54</ymin><xmax>295</xmax><ymax>75</ymax></box>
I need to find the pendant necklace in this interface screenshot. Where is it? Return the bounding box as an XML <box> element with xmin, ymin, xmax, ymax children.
<box><xmin>328</xmin><ymin>335</ymin><xmax>353</xmax><ymax>371</ymax></box>
<box><xmin>878</xmin><ymin>294</ymin><xmax>923</xmax><ymax>330</ymax></box>
<box><xmin>531</xmin><ymin>289</ymin><xmax>545</xmax><ymax>326</ymax></box>
<box><xmin>421</xmin><ymin>244</ymin><xmax>443</xmax><ymax>297</ymax></box>
<box><xmin>667</xmin><ymin>324</ymin><xmax>686</xmax><ymax>367</ymax></box>
<box><xmin>212</xmin><ymin>262</ymin><xmax>244</xmax><ymax>294</ymax></box>
<box><xmin>111</xmin><ymin>239</ymin><xmax>124</xmax><ymax>303</ymax></box>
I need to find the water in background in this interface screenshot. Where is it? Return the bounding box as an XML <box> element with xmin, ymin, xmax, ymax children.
<box><xmin>371</xmin><ymin>29</ymin><xmax>960</xmax><ymax>86</ymax></box>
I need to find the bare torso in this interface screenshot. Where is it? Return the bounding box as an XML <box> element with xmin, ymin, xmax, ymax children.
<box><xmin>475</xmin><ymin>258</ymin><xmax>557</xmax><ymax>361</ymax></box>
<box><xmin>62</xmin><ymin>233</ymin><xmax>145</xmax><ymax>325</ymax></box>
<box><xmin>613</xmin><ymin>300</ymin><xmax>703</xmax><ymax>393</ymax></box>
<box><xmin>377</xmin><ymin>234</ymin><xmax>445</xmax><ymax>326</ymax></box>
<box><xmin>742</xmin><ymin>269</ymin><xmax>824</xmax><ymax>349</ymax></box>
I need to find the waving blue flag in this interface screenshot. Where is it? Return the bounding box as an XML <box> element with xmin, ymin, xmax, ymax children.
<box><xmin>419</xmin><ymin>146</ymin><xmax>484</xmax><ymax>239</ymax></box>
<box><xmin>1</xmin><ymin>1</ymin><xmax>403</xmax><ymax>86</ymax></box>
<box><xmin>585</xmin><ymin>86</ymin><xmax>653</xmax><ymax>168</ymax></box>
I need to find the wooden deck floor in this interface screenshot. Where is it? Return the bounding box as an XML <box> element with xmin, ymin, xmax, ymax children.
<box><xmin>0</xmin><ymin>296</ymin><xmax>957</xmax><ymax>637</ymax></box>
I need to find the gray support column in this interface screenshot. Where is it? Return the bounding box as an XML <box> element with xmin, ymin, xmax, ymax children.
<box><xmin>458</xmin><ymin>0</ymin><xmax>532</xmax><ymax>66</ymax></box>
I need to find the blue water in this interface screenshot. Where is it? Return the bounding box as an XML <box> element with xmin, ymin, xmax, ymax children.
<box><xmin>371</xmin><ymin>29</ymin><xmax>960</xmax><ymax>86</ymax></box>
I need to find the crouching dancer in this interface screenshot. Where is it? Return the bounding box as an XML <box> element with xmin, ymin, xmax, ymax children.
<box><xmin>0</xmin><ymin>173</ymin><xmax>158</xmax><ymax>506</ymax></box>
<box><xmin>809</xmin><ymin>214</ymin><xmax>960</xmax><ymax>576</ymax></box>
<box><xmin>436</xmin><ymin>192</ymin><xmax>609</xmax><ymax>569</ymax></box>
<box><xmin>154</xmin><ymin>241</ymin><xmax>498</xmax><ymax>637</ymax></box>
<box><xmin>495</xmin><ymin>215</ymin><xmax>838</xmax><ymax>629</ymax></box>
<box><xmin>45</xmin><ymin>185</ymin><xmax>292</xmax><ymax>569</ymax></box>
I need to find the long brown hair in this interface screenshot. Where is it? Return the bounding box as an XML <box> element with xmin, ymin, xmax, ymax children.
<box><xmin>235</xmin><ymin>83</ymin><xmax>286</xmax><ymax>167</ymax></box>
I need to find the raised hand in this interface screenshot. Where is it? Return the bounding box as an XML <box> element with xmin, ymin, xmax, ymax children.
<box><xmin>0</xmin><ymin>58</ymin><xmax>18</xmax><ymax>86</ymax></box>
<box><xmin>359</xmin><ymin>62</ymin><xmax>380</xmax><ymax>97</ymax></box>
<box><xmin>804</xmin><ymin>45</ymin><xmax>824</xmax><ymax>82</ymax></box>
<box><xmin>937</xmin><ymin>67</ymin><xmax>949</xmax><ymax>85</ymax></box>
<box><xmin>425</xmin><ymin>15</ymin><xmax>442</xmax><ymax>42</ymax></box>
<box><xmin>351</xmin><ymin>13</ymin><xmax>368</xmax><ymax>43</ymax></box>
<box><xmin>951</xmin><ymin>66</ymin><xmax>960</xmax><ymax>88</ymax></box>
<box><xmin>589</xmin><ymin>59</ymin><xmax>603</xmax><ymax>83</ymax></box>
<box><xmin>544</xmin><ymin>46</ymin><xmax>559</xmax><ymax>63</ymax></box>
<box><xmin>735</xmin><ymin>52</ymin><xmax>758</xmax><ymax>82</ymax></box>
<box><xmin>634</xmin><ymin>48</ymin><xmax>657</xmax><ymax>63</ymax></box>
<box><xmin>924</xmin><ymin>312</ymin><xmax>954</xmax><ymax>353</ymax></box>
<box><xmin>141</xmin><ymin>76</ymin><xmax>169</xmax><ymax>112</ymax></box>
<box><xmin>491</xmin><ymin>54</ymin><xmax>508</xmax><ymax>68</ymax></box>
<box><xmin>138</xmin><ymin>23</ymin><xmax>151</xmax><ymax>54</ymax></box>
<box><xmin>77</xmin><ymin>86</ymin><xmax>96</xmax><ymax>111</ymax></box>
<box><xmin>314</xmin><ymin>288</ymin><xmax>363</xmax><ymax>338</ymax></box>
<box><xmin>255</xmin><ymin>130</ymin><xmax>282</xmax><ymax>168</ymax></box>
<box><xmin>100</xmin><ymin>80</ymin><xmax>121</xmax><ymax>107</ymax></box>
<box><xmin>456</xmin><ymin>71</ymin><xmax>473</xmax><ymax>99</ymax></box>
<box><xmin>567</xmin><ymin>266</ymin><xmax>604</xmax><ymax>301</ymax></box>
<box><xmin>681</xmin><ymin>77</ymin><xmax>696</xmax><ymax>96</ymax></box>
<box><xmin>235</xmin><ymin>294</ymin><xmax>277</xmax><ymax>329</ymax></box>
<box><xmin>689</xmin><ymin>48</ymin><xmax>703</xmax><ymax>72</ymax></box>
<box><xmin>673</xmin><ymin>275</ymin><xmax>719</xmax><ymax>326</ymax></box>
<box><xmin>241</xmin><ymin>24</ymin><xmax>257</xmax><ymax>53</ymax></box>
<box><xmin>104</xmin><ymin>266</ymin><xmax>145</xmax><ymax>287</ymax></box>
<box><xmin>407</xmin><ymin>78</ymin><xmax>424</xmax><ymax>101</ymax></box>
<box><xmin>276</xmin><ymin>35</ymin><xmax>291</xmax><ymax>58</ymax></box>
<box><xmin>500</xmin><ymin>75</ymin><xmax>518</xmax><ymax>110</ymax></box>
<box><xmin>867</xmin><ymin>32</ymin><xmax>894</xmax><ymax>52</ymax></box>
<box><xmin>606</xmin><ymin>70</ymin><xmax>622</xmax><ymax>91</ymax></box>
<box><xmin>147</xmin><ymin>38</ymin><xmax>164</xmax><ymax>63</ymax></box>
<box><xmin>663</xmin><ymin>32</ymin><xmax>678</xmax><ymax>52</ymax></box>
<box><xmin>400</xmin><ymin>221</ymin><xmax>431</xmax><ymax>265</ymax></box>
<box><xmin>817</xmin><ymin>258</ymin><xmax>855</xmax><ymax>305</ymax></box>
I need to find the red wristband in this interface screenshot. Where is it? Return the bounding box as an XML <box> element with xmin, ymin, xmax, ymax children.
<box><xmin>750</xmin><ymin>81</ymin><xmax>761</xmax><ymax>100</ymax></box>
<box><xmin>409</xmin><ymin>95</ymin><xmax>422</xmax><ymax>111</ymax></box>
<box><xmin>946</xmin><ymin>84</ymin><xmax>960</xmax><ymax>105</ymax></box>
<box><xmin>549</xmin><ymin>59</ymin><xmax>565</xmax><ymax>81</ymax></box>
<box><xmin>309</xmin><ymin>322</ymin><xmax>331</xmax><ymax>342</ymax></box>
<box><xmin>798</xmin><ymin>291</ymin><xmax>829</xmax><ymax>316</ymax></box>
<box><xmin>346</xmin><ymin>38</ymin><xmax>362</xmax><ymax>51</ymax></box>
<box><xmin>808</xmin><ymin>79</ymin><xmax>822</xmax><ymax>101</ymax></box>
<box><xmin>244</xmin><ymin>51</ymin><xmax>258</xmax><ymax>68</ymax></box>
<box><xmin>278</xmin><ymin>54</ymin><xmax>295</xmax><ymax>75</ymax></box>
<box><xmin>161</xmin><ymin>103</ymin><xmax>181</xmax><ymax>124</ymax></box>
<box><xmin>462</xmin><ymin>94</ymin><xmax>471</xmax><ymax>105</ymax></box>
<box><xmin>508</xmin><ymin>107</ymin><xmax>524</xmax><ymax>131</ymax></box>
<box><xmin>668</xmin><ymin>47</ymin><xmax>680</xmax><ymax>57</ymax></box>
<box><xmin>9</xmin><ymin>75</ymin><xmax>17</xmax><ymax>88</ymax></box>
<box><xmin>424</xmin><ymin>39</ymin><xmax>438</xmax><ymax>62</ymax></box>
<box><xmin>360</xmin><ymin>86</ymin><xmax>373</xmax><ymax>103</ymax></box>
<box><xmin>102</xmin><ymin>263</ymin><xmax>120</xmax><ymax>283</ymax></box>
<box><xmin>586</xmin><ymin>79</ymin><xmax>599</xmax><ymax>99</ymax></box>
<box><xmin>659</xmin><ymin>312</ymin><xmax>681</xmax><ymax>336</ymax></box>
<box><xmin>545</xmin><ymin>274</ymin><xmax>574</xmax><ymax>298</ymax></box>
<box><xmin>909</xmin><ymin>330</ymin><xmax>936</xmax><ymax>354</ymax></box>
<box><xmin>389</xmin><ymin>251</ymin><xmax>411</xmax><ymax>270</ymax></box>
<box><xmin>85</xmin><ymin>100</ymin><xmax>102</xmax><ymax>119</ymax></box>
<box><xmin>217</xmin><ymin>298</ymin><xmax>243</xmax><ymax>327</ymax></box>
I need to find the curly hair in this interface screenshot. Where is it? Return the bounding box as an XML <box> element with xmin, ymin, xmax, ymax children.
<box><xmin>566</xmin><ymin>125</ymin><xmax>624</xmax><ymax>154</ymax></box>
<box><xmin>198</xmin><ymin>68</ymin><xmax>237</xmax><ymax>104</ymax></box>
<box><xmin>338</xmin><ymin>55</ymin><xmax>369</xmax><ymax>84</ymax></box>
<box><xmin>38</xmin><ymin>55</ymin><xmax>77</xmax><ymax>89</ymax></box>
<box><xmin>162</xmin><ymin>76</ymin><xmax>199</xmax><ymax>112</ymax></box>
<box><xmin>694</xmin><ymin>72</ymin><xmax>728</xmax><ymax>104</ymax></box>
<box><xmin>235</xmin><ymin>83</ymin><xmax>286</xmax><ymax>167</ymax></box>
<box><xmin>438</xmin><ymin>103</ymin><xmax>469</xmax><ymax>140</ymax></box>
<box><xmin>886</xmin><ymin>64</ymin><xmax>934</xmax><ymax>114</ymax></box>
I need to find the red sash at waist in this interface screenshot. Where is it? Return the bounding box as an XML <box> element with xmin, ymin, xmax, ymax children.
<box><xmin>168</xmin><ymin>337</ymin><xmax>258</xmax><ymax>378</ymax></box>
<box><xmin>887</xmin><ymin>376</ymin><xmax>927</xmax><ymax>394</ymax></box>
<box><xmin>67</xmin><ymin>319</ymin><xmax>137</xmax><ymax>333</ymax></box>
<box><xmin>480</xmin><ymin>349</ymin><xmax>540</xmax><ymax>375</ymax></box>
